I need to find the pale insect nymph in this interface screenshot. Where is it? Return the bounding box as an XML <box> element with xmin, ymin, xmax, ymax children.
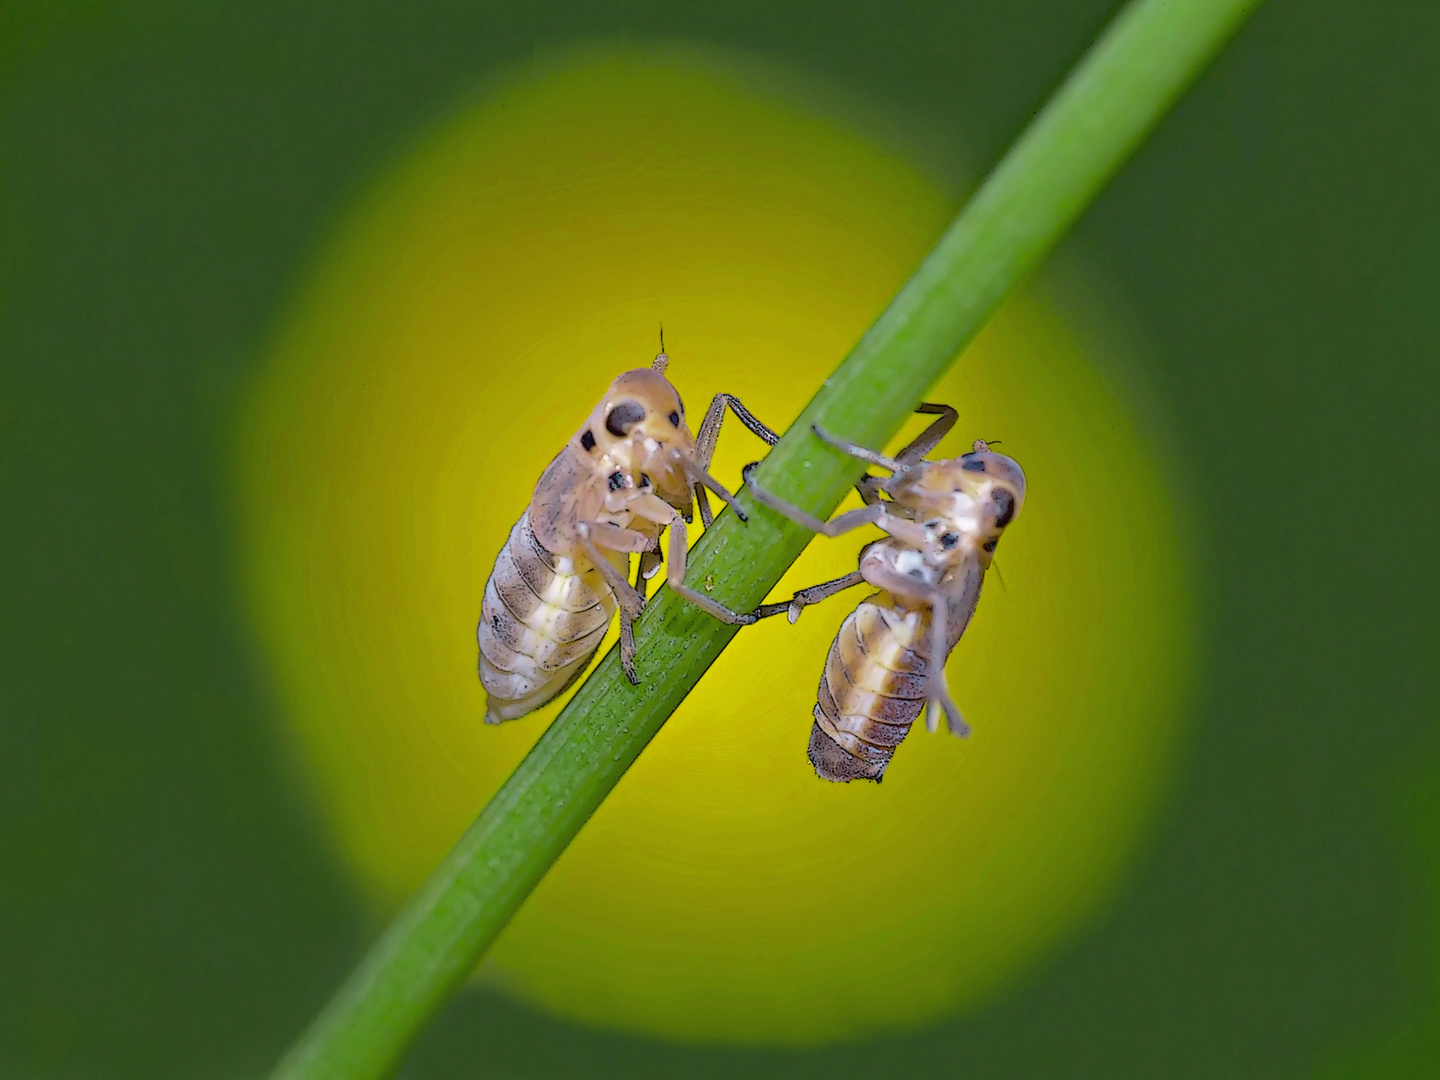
<box><xmin>478</xmin><ymin>339</ymin><xmax>774</xmax><ymax>723</ymax></box>
<box><xmin>745</xmin><ymin>404</ymin><xmax>1025</xmax><ymax>782</ymax></box>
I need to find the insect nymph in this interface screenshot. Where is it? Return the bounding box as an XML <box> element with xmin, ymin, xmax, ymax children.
<box><xmin>746</xmin><ymin>404</ymin><xmax>1025</xmax><ymax>782</ymax></box>
<box><xmin>478</xmin><ymin>345</ymin><xmax>772</xmax><ymax>723</ymax></box>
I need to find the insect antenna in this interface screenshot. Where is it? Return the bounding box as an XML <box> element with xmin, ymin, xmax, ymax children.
<box><xmin>992</xmin><ymin>558</ymin><xmax>1009</xmax><ymax>591</ymax></box>
<box><xmin>653</xmin><ymin>324</ymin><xmax>669</xmax><ymax>373</ymax></box>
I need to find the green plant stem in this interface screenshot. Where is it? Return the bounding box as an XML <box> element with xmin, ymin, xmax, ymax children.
<box><xmin>271</xmin><ymin>0</ymin><xmax>1258</xmax><ymax>1075</ymax></box>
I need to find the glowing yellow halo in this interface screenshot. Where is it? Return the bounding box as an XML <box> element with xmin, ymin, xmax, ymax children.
<box><xmin>236</xmin><ymin>46</ymin><xmax>1193</xmax><ymax>1044</ymax></box>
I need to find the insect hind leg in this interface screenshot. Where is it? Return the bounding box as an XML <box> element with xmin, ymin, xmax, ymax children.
<box><xmin>862</xmin><ymin>563</ymin><xmax>971</xmax><ymax>739</ymax></box>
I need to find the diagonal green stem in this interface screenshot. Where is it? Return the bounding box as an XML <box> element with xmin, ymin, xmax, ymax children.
<box><xmin>270</xmin><ymin>0</ymin><xmax>1259</xmax><ymax>1075</ymax></box>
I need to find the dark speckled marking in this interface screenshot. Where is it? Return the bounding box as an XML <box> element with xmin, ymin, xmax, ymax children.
<box><xmin>993</xmin><ymin>488</ymin><xmax>1016</xmax><ymax>527</ymax></box>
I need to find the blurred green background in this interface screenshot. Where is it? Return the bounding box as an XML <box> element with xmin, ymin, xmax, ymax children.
<box><xmin>2</xmin><ymin>2</ymin><xmax>1437</xmax><ymax>1078</ymax></box>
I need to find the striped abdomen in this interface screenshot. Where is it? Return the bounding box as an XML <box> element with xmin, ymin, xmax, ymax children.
<box><xmin>810</xmin><ymin>597</ymin><xmax>932</xmax><ymax>783</ymax></box>
<box><xmin>478</xmin><ymin>511</ymin><xmax>619</xmax><ymax>722</ymax></box>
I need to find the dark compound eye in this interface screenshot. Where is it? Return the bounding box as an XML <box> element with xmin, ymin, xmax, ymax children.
<box><xmin>983</xmin><ymin>539</ymin><xmax>998</xmax><ymax>554</ymax></box>
<box><xmin>940</xmin><ymin>532</ymin><xmax>960</xmax><ymax>550</ymax></box>
<box><xmin>992</xmin><ymin>489</ymin><xmax>1016</xmax><ymax>528</ymax></box>
<box><xmin>605</xmin><ymin>400</ymin><xmax>646</xmax><ymax>437</ymax></box>
<box><xmin>608</xmin><ymin>471</ymin><xmax>626</xmax><ymax>492</ymax></box>
<box><xmin>580</xmin><ymin>429</ymin><xmax>596</xmax><ymax>452</ymax></box>
<box><xmin>668</xmin><ymin>411</ymin><xmax>681</xmax><ymax>427</ymax></box>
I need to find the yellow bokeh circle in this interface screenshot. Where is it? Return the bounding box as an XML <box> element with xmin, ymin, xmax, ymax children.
<box><xmin>237</xmin><ymin>47</ymin><xmax>1192</xmax><ymax>1044</ymax></box>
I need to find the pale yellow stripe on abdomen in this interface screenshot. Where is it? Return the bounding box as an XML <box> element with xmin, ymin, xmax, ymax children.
<box><xmin>479</xmin><ymin>513</ymin><xmax>617</xmax><ymax>722</ymax></box>
<box><xmin>812</xmin><ymin>598</ymin><xmax>929</xmax><ymax>779</ymax></box>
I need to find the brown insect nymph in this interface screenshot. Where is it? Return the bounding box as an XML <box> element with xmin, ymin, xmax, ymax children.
<box><xmin>478</xmin><ymin>344</ymin><xmax>774</xmax><ymax>722</ymax></box>
<box><xmin>745</xmin><ymin>404</ymin><xmax>1026</xmax><ymax>782</ymax></box>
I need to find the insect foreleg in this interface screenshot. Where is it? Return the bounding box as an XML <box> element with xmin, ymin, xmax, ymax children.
<box><xmin>680</xmin><ymin>456</ymin><xmax>749</xmax><ymax>524</ymax></box>
<box><xmin>695</xmin><ymin>393</ymin><xmax>779</xmax><ymax>467</ymax></box>
<box><xmin>810</xmin><ymin>424</ymin><xmax>905</xmax><ymax>473</ymax></box>
<box><xmin>862</xmin><ymin>565</ymin><xmax>971</xmax><ymax>738</ymax></box>
<box><xmin>751</xmin><ymin>570</ymin><xmax>866</xmax><ymax>622</ymax></box>
<box><xmin>840</xmin><ymin>403</ymin><xmax>954</xmax><ymax>506</ymax></box>
<box><xmin>895</xmin><ymin>403</ymin><xmax>958</xmax><ymax>465</ymax></box>
<box><xmin>694</xmin><ymin>394</ymin><xmax>779</xmax><ymax>527</ymax></box>
<box><xmin>855</xmin><ymin>474</ymin><xmax>887</xmax><ymax>506</ymax></box>
<box><xmin>875</xmin><ymin>514</ymin><xmax>930</xmax><ymax>548</ymax></box>
<box><xmin>742</xmin><ymin>463</ymin><xmax>887</xmax><ymax>536</ymax></box>
<box><xmin>575</xmin><ymin>521</ymin><xmax>649</xmax><ymax>620</ymax></box>
<box><xmin>662</xmin><ymin>514</ymin><xmax>757</xmax><ymax>625</ymax></box>
<box><xmin>578</xmin><ymin>520</ymin><xmax>655</xmax><ymax>553</ymax></box>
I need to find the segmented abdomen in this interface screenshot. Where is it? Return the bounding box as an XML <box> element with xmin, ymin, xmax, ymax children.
<box><xmin>478</xmin><ymin>511</ymin><xmax>617</xmax><ymax>723</ymax></box>
<box><xmin>810</xmin><ymin>597</ymin><xmax>931</xmax><ymax>783</ymax></box>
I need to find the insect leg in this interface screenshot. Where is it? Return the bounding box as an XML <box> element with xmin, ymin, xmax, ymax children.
<box><xmin>741</xmin><ymin>462</ymin><xmax>886</xmax><ymax>536</ymax></box>
<box><xmin>576</xmin><ymin>521</ymin><xmax>650</xmax><ymax>620</ymax></box>
<box><xmin>693</xmin><ymin>394</ymin><xmax>780</xmax><ymax>527</ymax></box>
<box><xmin>618</xmin><ymin>610</ymin><xmax>638</xmax><ymax>684</ymax></box>
<box><xmin>895</xmin><ymin>403</ymin><xmax>958</xmax><ymax>465</ymax></box>
<box><xmin>861</xmin><ymin>565</ymin><xmax>971</xmax><ymax>738</ymax></box>
<box><xmin>695</xmin><ymin>393</ymin><xmax>780</xmax><ymax>466</ymax></box>
<box><xmin>847</xmin><ymin>404</ymin><xmax>955</xmax><ymax>504</ymax></box>
<box><xmin>617</xmin><ymin>552</ymin><xmax>652</xmax><ymax>685</ymax></box>
<box><xmin>752</xmin><ymin>570</ymin><xmax>866</xmax><ymax>622</ymax></box>
<box><xmin>855</xmin><ymin>474</ymin><xmax>886</xmax><ymax>506</ymax></box>
<box><xmin>874</xmin><ymin>514</ymin><xmax>930</xmax><ymax>548</ymax></box>
<box><xmin>637</xmin><ymin>548</ymin><xmax>662</xmax><ymax>583</ymax></box>
<box><xmin>662</xmin><ymin>514</ymin><xmax>757</xmax><ymax>625</ymax></box>
<box><xmin>680</xmin><ymin>456</ymin><xmax>749</xmax><ymax>525</ymax></box>
<box><xmin>810</xmin><ymin>424</ymin><xmax>905</xmax><ymax>473</ymax></box>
